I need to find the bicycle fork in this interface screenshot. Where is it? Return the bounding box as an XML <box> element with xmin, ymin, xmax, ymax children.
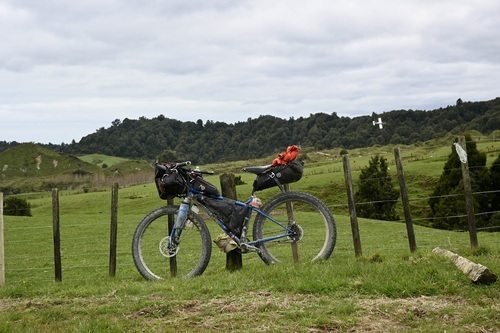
<box><xmin>160</xmin><ymin>198</ymin><xmax>190</xmax><ymax>258</ymax></box>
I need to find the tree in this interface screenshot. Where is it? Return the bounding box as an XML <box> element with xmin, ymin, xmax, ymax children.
<box><xmin>488</xmin><ymin>153</ymin><xmax>500</xmax><ymax>229</ymax></box>
<box><xmin>355</xmin><ymin>155</ymin><xmax>399</xmax><ymax>220</ymax></box>
<box><xmin>3</xmin><ymin>197</ymin><xmax>32</xmax><ymax>216</ymax></box>
<box><xmin>429</xmin><ymin>134</ymin><xmax>490</xmax><ymax>230</ymax></box>
<box><xmin>156</xmin><ymin>149</ymin><xmax>181</xmax><ymax>163</ymax></box>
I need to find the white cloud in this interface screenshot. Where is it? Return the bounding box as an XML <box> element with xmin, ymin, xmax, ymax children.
<box><xmin>0</xmin><ymin>0</ymin><xmax>499</xmax><ymax>143</ymax></box>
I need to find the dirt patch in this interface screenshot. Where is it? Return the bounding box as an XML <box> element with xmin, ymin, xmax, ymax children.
<box><xmin>353</xmin><ymin>296</ymin><xmax>460</xmax><ymax>332</ymax></box>
<box><xmin>166</xmin><ymin>294</ymin><xmax>496</xmax><ymax>332</ymax></box>
<box><xmin>2</xmin><ymin>292</ymin><xmax>497</xmax><ymax>332</ymax></box>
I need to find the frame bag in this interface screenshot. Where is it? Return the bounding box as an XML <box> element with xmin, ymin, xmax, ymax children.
<box><xmin>197</xmin><ymin>196</ymin><xmax>248</xmax><ymax>236</ymax></box>
<box><xmin>191</xmin><ymin>176</ymin><xmax>220</xmax><ymax>196</ymax></box>
<box><xmin>253</xmin><ymin>159</ymin><xmax>304</xmax><ymax>192</ymax></box>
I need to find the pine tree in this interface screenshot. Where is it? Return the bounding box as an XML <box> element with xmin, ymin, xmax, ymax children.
<box><xmin>429</xmin><ymin>134</ymin><xmax>490</xmax><ymax>230</ymax></box>
<box><xmin>488</xmin><ymin>153</ymin><xmax>500</xmax><ymax>229</ymax></box>
<box><xmin>355</xmin><ymin>155</ymin><xmax>400</xmax><ymax>220</ymax></box>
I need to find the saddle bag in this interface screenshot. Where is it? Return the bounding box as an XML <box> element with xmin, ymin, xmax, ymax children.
<box><xmin>252</xmin><ymin>159</ymin><xmax>304</xmax><ymax>192</ymax></box>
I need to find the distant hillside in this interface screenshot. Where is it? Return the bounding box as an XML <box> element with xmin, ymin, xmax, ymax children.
<box><xmin>0</xmin><ymin>143</ymin><xmax>157</xmax><ymax>194</ymax></box>
<box><xmin>0</xmin><ymin>143</ymin><xmax>100</xmax><ymax>178</ymax></box>
<box><xmin>0</xmin><ymin>143</ymin><xmax>101</xmax><ymax>194</ymax></box>
<box><xmin>60</xmin><ymin>98</ymin><xmax>500</xmax><ymax>164</ymax></box>
<box><xmin>1</xmin><ymin>98</ymin><xmax>499</xmax><ymax>164</ymax></box>
<box><xmin>78</xmin><ymin>154</ymin><xmax>130</xmax><ymax>168</ymax></box>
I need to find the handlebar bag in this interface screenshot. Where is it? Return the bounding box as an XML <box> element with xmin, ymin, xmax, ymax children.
<box><xmin>155</xmin><ymin>164</ymin><xmax>188</xmax><ymax>199</ymax></box>
<box><xmin>253</xmin><ymin>159</ymin><xmax>304</xmax><ymax>192</ymax></box>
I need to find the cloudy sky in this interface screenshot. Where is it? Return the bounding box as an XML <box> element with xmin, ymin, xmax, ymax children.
<box><xmin>1</xmin><ymin>0</ymin><xmax>499</xmax><ymax>144</ymax></box>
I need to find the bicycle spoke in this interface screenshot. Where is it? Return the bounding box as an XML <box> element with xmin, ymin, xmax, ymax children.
<box><xmin>132</xmin><ymin>206</ymin><xmax>212</xmax><ymax>280</ymax></box>
<box><xmin>253</xmin><ymin>192</ymin><xmax>336</xmax><ymax>265</ymax></box>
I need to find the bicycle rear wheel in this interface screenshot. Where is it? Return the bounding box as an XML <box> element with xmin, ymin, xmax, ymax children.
<box><xmin>132</xmin><ymin>205</ymin><xmax>212</xmax><ymax>280</ymax></box>
<box><xmin>253</xmin><ymin>191</ymin><xmax>336</xmax><ymax>265</ymax></box>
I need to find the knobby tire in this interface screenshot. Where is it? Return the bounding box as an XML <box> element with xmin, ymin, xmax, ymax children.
<box><xmin>253</xmin><ymin>191</ymin><xmax>336</xmax><ymax>265</ymax></box>
<box><xmin>132</xmin><ymin>205</ymin><xmax>212</xmax><ymax>280</ymax></box>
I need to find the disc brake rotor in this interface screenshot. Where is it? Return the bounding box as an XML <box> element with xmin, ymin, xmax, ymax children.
<box><xmin>159</xmin><ymin>236</ymin><xmax>179</xmax><ymax>258</ymax></box>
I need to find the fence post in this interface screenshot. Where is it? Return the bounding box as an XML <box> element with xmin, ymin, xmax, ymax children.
<box><xmin>109</xmin><ymin>182</ymin><xmax>119</xmax><ymax>277</ymax></box>
<box><xmin>220</xmin><ymin>173</ymin><xmax>242</xmax><ymax>271</ymax></box>
<box><xmin>394</xmin><ymin>147</ymin><xmax>417</xmax><ymax>252</ymax></box>
<box><xmin>0</xmin><ymin>193</ymin><xmax>5</xmax><ymax>286</ymax></box>
<box><xmin>284</xmin><ymin>183</ymin><xmax>300</xmax><ymax>263</ymax></box>
<box><xmin>342</xmin><ymin>154</ymin><xmax>363</xmax><ymax>257</ymax></box>
<box><xmin>167</xmin><ymin>197</ymin><xmax>177</xmax><ymax>277</ymax></box>
<box><xmin>458</xmin><ymin>136</ymin><xmax>479</xmax><ymax>248</ymax></box>
<box><xmin>52</xmin><ymin>188</ymin><xmax>62</xmax><ymax>282</ymax></box>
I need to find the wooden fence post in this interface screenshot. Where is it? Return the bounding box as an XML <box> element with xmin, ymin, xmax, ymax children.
<box><xmin>0</xmin><ymin>193</ymin><xmax>5</xmax><ymax>286</ymax></box>
<box><xmin>220</xmin><ymin>173</ymin><xmax>242</xmax><ymax>271</ymax></box>
<box><xmin>167</xmin><ymin>197</ymin><xmax>177</xmax><ymax>277</ymax></box>
<box><xmin>342</xmin><ymin>154</ymin><xmax>363</xmax><ymax>257</ymax></box>
<box><xmin>109</xmin><ymin>182</ymin><xmax>119</xmax><ymax>277</ymax></box>
<box><xmin>52</xmin><ymin>188</ymin><xmax>62</xmax><ymax>282</ymax></box>
<box><xmin>394</xmin><ymin>147</ymin><xmax>417</xmax><ymax>252</ymax></box>
<box><xmin>458</xmin><ymin>136</ymin><xmax>478</xmax><ymax>248</ymax></box>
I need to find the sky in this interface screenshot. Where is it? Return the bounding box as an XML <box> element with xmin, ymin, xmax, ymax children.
<box><xmin>1</xmin><ymin>0</ymin><xmax>499</xmax><ymax>144</ymax></box>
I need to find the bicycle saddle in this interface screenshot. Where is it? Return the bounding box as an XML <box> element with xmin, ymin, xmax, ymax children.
<box><xmin>242</xmin><ymin>165</ymin><xmax>272</xmax><ymax>175</ymax></box>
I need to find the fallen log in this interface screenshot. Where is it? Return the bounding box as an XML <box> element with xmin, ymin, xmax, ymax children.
<box><xmin>433</xmin><ymin>247</ymin><xmax>497</xmax><ymax>285</ymax></box>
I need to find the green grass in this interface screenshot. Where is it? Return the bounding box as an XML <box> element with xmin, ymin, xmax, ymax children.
<box><xmin>78</xmin><ymin>154</ymin><xmax>129</xmax><ymax>168</ymax></box>
<box><xmin>1</xmin><ymin>137</ymin><xmax>499</xmax><ymax>332</ymax></box>
<box><xmin>2</xmin><ymin>184</ymin><xmax>499</xmax><ymax>332</ymax></box>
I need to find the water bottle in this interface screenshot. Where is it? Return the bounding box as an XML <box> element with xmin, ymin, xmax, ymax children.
<box><xmin>249</xmin><ymin>196</ymin><xmax>262</xmax><ymax>208</ymax></box>
<box><xmin>175</xmin><ymin>199</ymin><xmax>190</xmax><ymax>228</ymax></box>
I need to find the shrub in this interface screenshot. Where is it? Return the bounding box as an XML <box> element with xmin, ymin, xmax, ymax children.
<box><xmin>3</xmin><ymin>196</ymin><xmax>32</xmax><ymax>216</ymax></box>
<box><xmin>354</xmin><ymin>155</ymin><xmax>399</xmax><ymax>221</ymax></box>
<box><xmin>429</xmin><ymin>134</ymin><xmax>490</xmax><ymax>230</ymax></box>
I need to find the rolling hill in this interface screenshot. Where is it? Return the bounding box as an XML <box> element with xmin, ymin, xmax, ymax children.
<box><xmin>0</xmin><ymin>143</ymin><xmax>151</xmax><ymax>194</ymax></box>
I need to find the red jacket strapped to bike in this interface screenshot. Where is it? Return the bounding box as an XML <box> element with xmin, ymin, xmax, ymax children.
<box><xmin>272</xmin><ymin>145</ymin><xmax>300</xmax><ymax>166</ymax></box>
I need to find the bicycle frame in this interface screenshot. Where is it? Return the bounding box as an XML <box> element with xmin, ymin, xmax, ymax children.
<box><xmin>133</xmin><ymin>159</ymin><xmax>336</xmax><ymax>279</ymax></box>
<box><xmin>169</xmin><ymin>188</ymin><xmax>291</xmax><ymax>253</ymax></box>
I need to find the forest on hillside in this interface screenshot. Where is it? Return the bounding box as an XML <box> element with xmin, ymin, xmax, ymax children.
<box><xmin>1</xmin><ymin>98</ymin><xmax>499</xmax><ymax>164</ymax></box>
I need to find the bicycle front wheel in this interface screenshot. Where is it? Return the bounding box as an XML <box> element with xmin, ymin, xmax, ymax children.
<box><xmin>253</xmin><ymin>191</ymin><xmax>336</xmax><ymax>265</ymax></box>
<box><xmin>132</xmin><ymin>205</ymin><xmax>212</xmax><ymax>280</ymax></box>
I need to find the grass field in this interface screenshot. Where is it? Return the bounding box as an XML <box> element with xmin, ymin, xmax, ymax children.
<box><xmin>1</xmin><ymin>138</ymin><xmax>499</xmax><ymax>332</ymax></box>
<box><xmin>78</xmin><ymin>154</ymin><xmax>130</xmax><ymax>168</ymax></box>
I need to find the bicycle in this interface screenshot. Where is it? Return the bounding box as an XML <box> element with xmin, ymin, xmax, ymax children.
<box><xmin>132</xmin><ymin>160</ymin><xmax>337</xmax><ymax>280</ymax></box>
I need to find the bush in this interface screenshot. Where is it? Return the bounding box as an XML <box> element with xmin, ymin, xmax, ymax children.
<box><xmin>3</xmin><ymin>196</ymin><xmax>32</xmax><ymax>216</ymax></box>
<box><xmin>429</xmin><ymin>134</ymin><xmax>490</xmax><ymax>230</ymax></box>
<box><xmin>354</xmin><ymin>155</ymin><xmax>399</xmax><ymax>221</ymax></box>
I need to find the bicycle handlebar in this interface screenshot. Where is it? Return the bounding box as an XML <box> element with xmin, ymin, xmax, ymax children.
<box><xmin>173</xmin><ymin>161</ymin><xmax>192</xmax><ymax>168</ymax></box>
<box><xmin>171</xmin><ymin>161</ymin><xmax>215</xmax><ymax>175</ymax></box>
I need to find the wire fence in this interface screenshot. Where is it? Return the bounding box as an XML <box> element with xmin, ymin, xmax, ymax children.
<box><xmin>1</xmin><ymin>139</ymin><xmax>499</xmax><ymax>285</ymax></box>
